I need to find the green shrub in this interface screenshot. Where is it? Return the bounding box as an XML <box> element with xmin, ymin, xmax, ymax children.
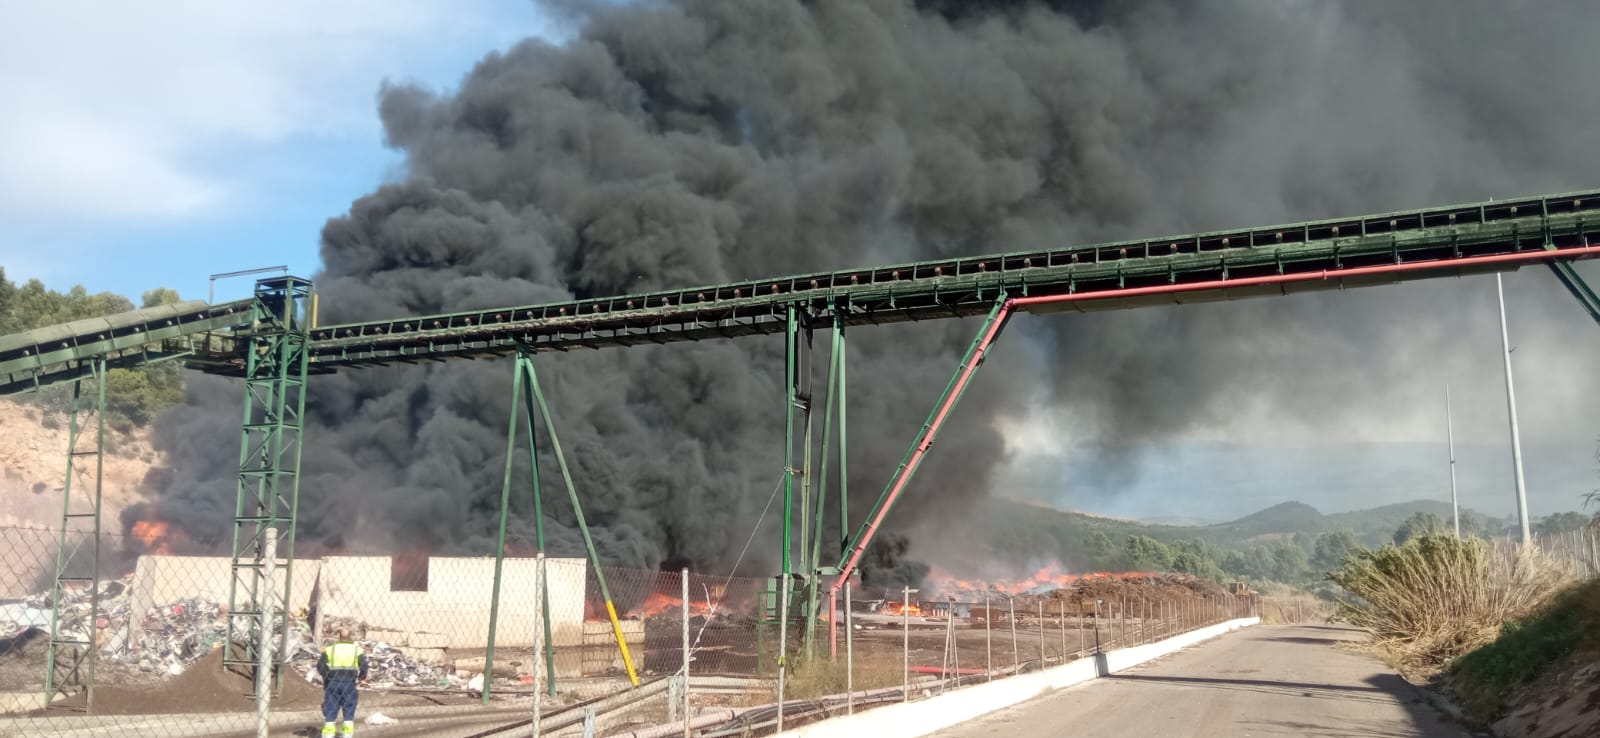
<box><xmin>1327</xmin><ymin>535</ymin><xmax>1572</xmax><ymax>676</ymax></box>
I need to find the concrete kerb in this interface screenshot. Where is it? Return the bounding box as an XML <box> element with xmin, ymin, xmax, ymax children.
<box><xmin>773</xmin><ymin>617</ymin><xmax>1260</xmax><ymax>738</ymax></box>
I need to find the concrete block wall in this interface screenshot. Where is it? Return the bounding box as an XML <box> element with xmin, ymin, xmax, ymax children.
<box><xmin>316</xmin><ymin>555</ymin><xmax>589</xmax><ymax>651</ymax></box>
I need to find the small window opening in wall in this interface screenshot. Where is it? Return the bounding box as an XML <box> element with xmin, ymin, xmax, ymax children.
<box><xmin>391</xmin><ymin>553</ymin><xmax>429</xmax><ymax>592</ymax></box>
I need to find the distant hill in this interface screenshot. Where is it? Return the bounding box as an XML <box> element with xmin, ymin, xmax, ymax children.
<box><xmin>1204</xmin><ymin>501</ymin><xmax>1323</xmax><ymax>538</ymax></box>
<box><xmin>976</xmin><ymin>495</ymin><xmax>1509</xmax><ymax>572</ymax></box>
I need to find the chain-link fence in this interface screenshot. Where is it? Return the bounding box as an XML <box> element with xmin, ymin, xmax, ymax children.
<box><xmin>1533</xmin><ymin>526</ymin><xmax>1600</xmax><ymax>580</ymax></box>
<box><xmin>2</xmin><ymin>531</ymin><xmax>1261</xmax><ymax>737</ymax></box>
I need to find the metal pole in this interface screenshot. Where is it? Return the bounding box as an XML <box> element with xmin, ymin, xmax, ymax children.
<box><xmin>783</xmin><ymin>306</ymin><xmax>798</xmax><ymax>583</ymax></box>
<box><xmin>984</xmin><ymin>593</ymin><xmax>992</xmax><ymax>680</ymax></box>
<box><xmin>1037</xmin><ymin>601</ymin><xmax>1045</xmax><ymax>664</ymax></box>
<box><xmin>1447</xmin><ymin>384</ymin><xmax>1460</xmax><ymax>537</ymax></box>
<box><xmin>682</xmin><ymin>568</ymin><xmax>691</xmax><ymax>738</ymax></box>
<box><xmin>1060</xmin><ymin>600</ymin><xmax>1067</xmax><ymax>658</ymax></box>
<box><xmin>1093</xmin><ymin>601</ymin><xmax>1101</xmax><ymax>653</ymax></box>
<box><xmin>845</xmin><ymin>580</ymin><xmax>854</xmax><ymax>715</ymax></box>
<box><xmin>1496</xmin><ymin>274</ymin><xmax>1532</xmax><ymax>546</ymax></box>
<box><xmin>777</xmin><ymin>575</ymin><xmax>790</xmax><ymax>733</ymax></box>
<box><xmin>1009</xmin><ymin>597</ymin><xmax>1018</xmax><ymax>671</ymax></box>
<box><xmin>484</xmin><ymin>357</ymin><xmax>524</xmax><ymax>704</ymax></box>
<box><xmin>518</xmin><ymin>355</ymin><xmax>557</xmax><ymax>695</ymax></box>
<box><xmin>1078</xmin><ymin>600</ymin><xmax>1085</xmax><ymax>656</ymax></box>
<box><xmin>834</xmin><ymin>298</ymin><xmax>1011</xmax><ymax>586</ymax></box>
<box><xmin>525</xmin><ymin>357</ymin><xmax>640</xmax><ymax>684</ymax></box>
<box><xmin>809</xmin><ymin>314</ymin><xmax>841</xmax><ymax>659</ymax></box>
<box><xmin>533</xmin><ymin>553</ymin><xmax>544</xmax><ymax>737</ymax></box>
<box><xmin>255</xmin><ymin>528</ymin><xmax>277</xmax><ymax>738</ymax></box>
<box><xmin>940</xmin><ymin>605</ymin><xmax>952</xmax><ymax>694</ymax></box>
<box><xmin>902</xmin><ymin>586</ymin><xmax>913</xmax><ymax>701</ymax></box>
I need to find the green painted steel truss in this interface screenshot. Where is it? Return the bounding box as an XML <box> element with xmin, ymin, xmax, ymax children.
<box><xmin>223</xmin><ymin>277</ymin><xmax>312</xmax><ymax>686</ymax></box>
<box><xmin>44</xmin><ymin>358</ymin><xmax>107</xmax><ymax>707</ymax></box>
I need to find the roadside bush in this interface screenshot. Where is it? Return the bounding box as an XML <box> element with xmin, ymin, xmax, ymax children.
<box><xmin>1327</xmin><ymin>535</ymin><xmax>1573</xmax><ymax>676</ymax></box>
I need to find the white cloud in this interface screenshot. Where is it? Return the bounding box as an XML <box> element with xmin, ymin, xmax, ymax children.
<box><xmin>0</xmin><ymin>1</ymin><xmax>556</xmax><ymax>220</ymax></box>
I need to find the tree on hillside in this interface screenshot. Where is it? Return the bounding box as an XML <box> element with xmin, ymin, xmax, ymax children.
<box><xmin>1534</xmin><ymin>511</ymin><xmax>1590</xmax><ymax>536</ymax></box>
<box><xmin>1124</xmin><ymin>534</ymin><xmax>1175</xmax><ymax>570</ymax></box>
<box><xmin>0</xmin><ymin>270</ymin><xmax>187</xmax><ymax>429</ymax></box>
<box><xmin>1394</xmin><ymin>512</ymin><xmax>1447</xmax><ymax>545</ymax></box>
<box><xmin>1270</xmin><ymin>541</ymin><xmax>1311</xmax><ymax>582</ymax></box>
<box><xmin>1313</xmin><ymin>529</ymin><xmax>1362</xmax><ymax>572</ymax></box>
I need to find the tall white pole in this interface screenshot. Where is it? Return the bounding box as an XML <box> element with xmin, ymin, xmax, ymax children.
<box><xmin>1496</xmin><ymin>274</ymin><xmax>1532</xmax><ymax>546</ymax></box>
<box><xmin>255</xmin><ymin>528</ymin><xmax>278</xmax><ymax>738</ymax></box>
<box><xmin>1446</xmin><ymin>384</ymin><xmax>1460</xmax><ymax>537</ymax></box>
<box><xmin>681</xmin><ymin>568</ymin><xmax>690</xmax><ymax>738</ymax></box>
<box><xmin>533</xmin><ymin>553</ymin><xmax>545</xmax><ymax>737</ymax></box>
<box><xmin>902</xmin><ymin>587</ymin><xmax>914</xmax><ymax>702</ymax></box>
<box><xmin>845</xmin><ymin>581</ymin><xmax>854</xmax><ymax>715</ymax></box>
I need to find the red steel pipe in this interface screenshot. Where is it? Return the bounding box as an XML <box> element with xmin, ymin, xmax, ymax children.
<box><xmin>1008</xmin><ymin>244</ymin><xmax>1600</xmax><ymax>308</ymax></box>
<box><xmin>826</xmin><ymin>243</ymin><xmax>1600</xmax><ymax>656</ymax></box>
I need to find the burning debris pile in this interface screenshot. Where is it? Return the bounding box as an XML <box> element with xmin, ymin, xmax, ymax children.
<box><xmin>915</xmin><ymin>566</ymin><xmax>1235</xmax><ymax>617</ymax></box>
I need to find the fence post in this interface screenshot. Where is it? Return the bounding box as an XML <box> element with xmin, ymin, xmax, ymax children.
<box><xmin>533</xmin><ymin>553</ymin><xmax>545</xmax><ymax>737</ymax></box>
<box><xmin>255</xmin><ymin>527</ymin><xmax>277</xmax><ymax>738</ymax></box>
<box><xmin>940</xmin><ymin>607</ymin><xmax>953</xmax><ymax>694</ymax></box>
<box><xmin>1078</xmin><ymin>600</ymin><xmax>1085</xmax><ymax>657</ymax></box>
<box><xmin>1009</xmin><ymin>597</ymin><xmax>1019</xmax><ymax>672</ymax></box>
<box><xmin>681</xmin><ymin>567</ymin><xmax>690</xmax><ymax>738</ymax></box>
<box><xmin>1037</xmin><ymin>601</ymin><xmax>1045</xmax><ymax>665</ymax></box>
<box><xmin>1092</xmin><ymin>600</ymin><xmax>1101</xmax><ymax>653</ymax></box>
<box><xmin>1059</xmin><ymin>599</ymin><xmax>1067</xmax><ymax>660</ymax></box>
<box><xmin>903</xmin><ymin>586</ymin><xmax>913</xmax><ymax>702</ymax></box>
<box><xmin>778</xmin><ymin>576</ymin><xmax>791</xmax><ymax>733</ymax></box>
<box><xmin>845</xmin><ymin>580</ymin><xmax>854</xmax><ymax>715</ymax></box>
<box><xmin>984</xmin><ymin>593</ymin><xmax>992</xmax><ymax>681</ymax></box>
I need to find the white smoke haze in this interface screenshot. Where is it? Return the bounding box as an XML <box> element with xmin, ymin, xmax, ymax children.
<box><xmin>129</xmin><ymin>1</ymin><xmax>1600</xmax><ymax>576</ymax></box>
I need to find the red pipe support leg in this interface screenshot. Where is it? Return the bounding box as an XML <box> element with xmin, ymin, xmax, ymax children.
<box><xmin>830</xmin><ymin>304</ymin><xmax>1013</xmax><ymax>598</ymax></box>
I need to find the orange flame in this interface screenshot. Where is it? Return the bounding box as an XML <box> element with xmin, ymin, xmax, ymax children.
<box><xmin>131</xmin><ymin>520</ymin><xmax>177</xmax><ymax>555</ymax></box>
<box><xmin>926</xmin><ymin>563</ymin><xmax>1160</xmax><ymax>597</ymax></box>
<box><xmin>881</xmin><ymin>601</ymin><xmax>923</xmax><ymax>617</ymax></box>
<box><xmin>624</xmin><ymin>591</ymin><xmax>721</xmax><ymax>619</ymax></box>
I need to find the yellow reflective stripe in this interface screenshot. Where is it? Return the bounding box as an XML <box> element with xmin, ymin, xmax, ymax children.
<box><xmin>323</xmin><ymin>643</ymin><xmax>361</xmax><ymax>669</ymax></box>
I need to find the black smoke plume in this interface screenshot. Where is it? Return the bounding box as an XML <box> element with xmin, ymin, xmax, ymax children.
<box><xmin>131</xmin><ymin>1</ymin><xmax>1600</xmax><ymax>576</ymax></box>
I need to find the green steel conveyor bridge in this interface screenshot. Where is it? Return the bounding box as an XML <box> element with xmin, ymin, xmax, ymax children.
<box><xmin>9</xmin><ymin>189</ymin><xmax>1600</xmax><ymax>705</ymax></box>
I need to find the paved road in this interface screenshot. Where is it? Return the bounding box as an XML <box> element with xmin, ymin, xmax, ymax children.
<box><xmin>929</xmin><ymin>624</ymin><xmax>1477</xmax><ymax>738</ymax></box>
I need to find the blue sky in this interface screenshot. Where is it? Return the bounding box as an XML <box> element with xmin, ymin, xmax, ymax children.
<box><xmin>0</xmin><ymin>1</ymin><xmax>565</xmax><ymax>303</ymax></box>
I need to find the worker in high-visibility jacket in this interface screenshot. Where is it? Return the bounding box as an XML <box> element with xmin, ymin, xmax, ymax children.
<box><xmin>317</xmin><ymin>626</ymin><xmax>369</xmax><ymax>736</ymax></box>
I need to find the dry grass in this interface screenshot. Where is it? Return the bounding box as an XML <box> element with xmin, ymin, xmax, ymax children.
<box><xmin>1258</xmin><ymin>594</ymin><xmax>1331</xmax><ymax>624</ymax></box>
<box><xmin>784</xmin><ymin>655</ymin><xmax>904</xmax><ymax>700</ymax></box>
<box><xmin>1328</xmin><ymin>535</ymin><xmax>1575</xmax><ymax>677</ymax></box>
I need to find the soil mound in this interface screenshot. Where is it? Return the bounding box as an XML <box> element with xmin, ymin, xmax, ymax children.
<box><xmin>55</xmin><ymin>646</ymin><xmax>322</xmax><ymax>715</ymax></box>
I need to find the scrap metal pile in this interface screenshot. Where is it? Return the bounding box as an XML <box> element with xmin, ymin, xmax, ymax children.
<box><xmin>1</xmin><ymin>577</ymin><xmax>459</xmax><ymax>689</ymax></box>
<box><xmin>292</xmin><ymin>616</ymin><xmax>462</xmax><ymax>689</ymax></box>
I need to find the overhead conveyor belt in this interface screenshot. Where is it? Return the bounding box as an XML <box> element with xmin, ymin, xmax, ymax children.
<box><xmin>4</xmin><ymin>188</ymin><xmax>1600</xmax><ymax>392</ymax></box>
<box><xmin>0</xmin><ymin>298</ymin><xmax>256</xmax><ymax>394</ymax></box>
<box><xmin>298</xmin><ymin>188</ymin><xmax>1600</xmax><ymax>369</ymax></box>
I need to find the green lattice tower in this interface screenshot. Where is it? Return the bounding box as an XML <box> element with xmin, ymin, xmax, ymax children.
<box><xmin>44</xmin><ymin>358</ymin><xmax>106</xmax><ymax>707</ymax></box>
<box><xmin>224</xmin><ymin>276</ymin><xmax>311</xmax><ymax>684</ymax></box>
